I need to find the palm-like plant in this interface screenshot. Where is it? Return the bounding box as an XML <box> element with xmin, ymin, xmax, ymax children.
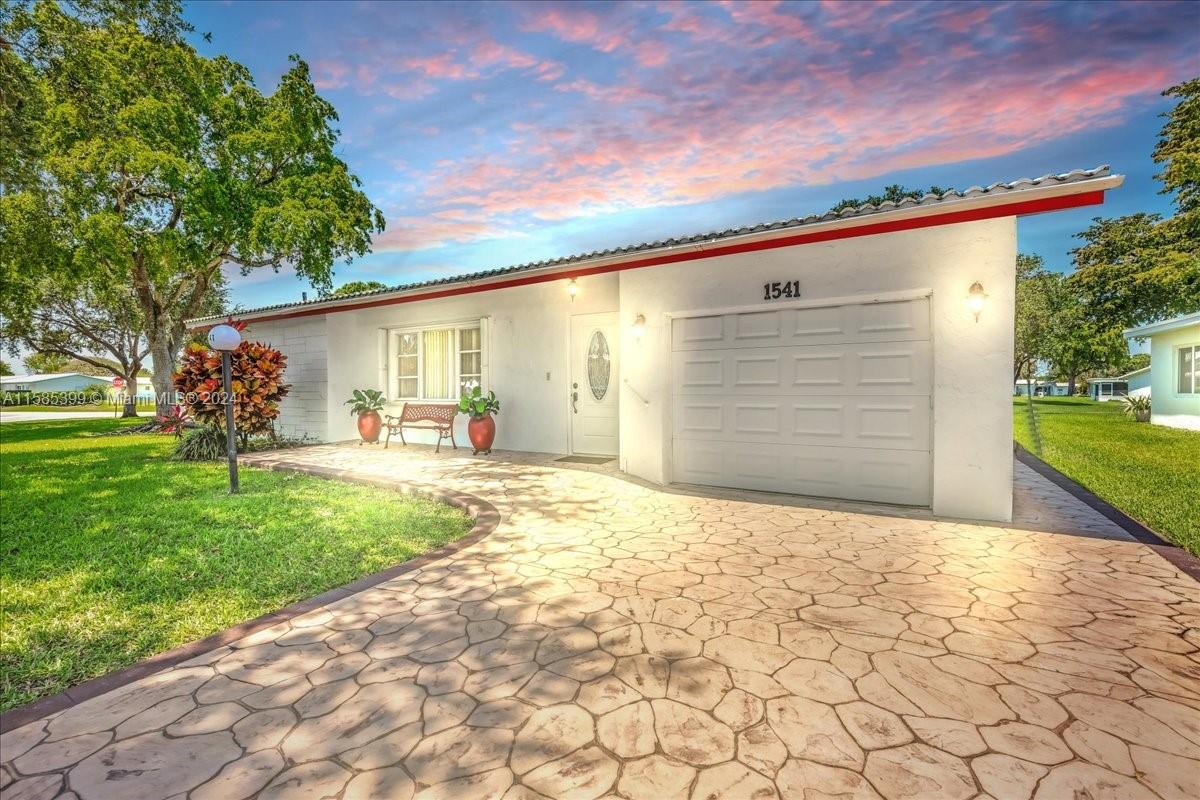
<box><xmin>1120</xmin><ymin>394</ymin><xmax>1151</xmax><ymax>421</ymax></box>
<box><xmin>345</xmin><ymin>388</ymin><xmax>386</xmax><ymax>415</ymax></box>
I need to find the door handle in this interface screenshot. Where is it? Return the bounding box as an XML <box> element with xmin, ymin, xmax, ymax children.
<box><xmin>571</xmin><ymin>391</ymin><xmax>579</xmax><ymax>414</ymax></box>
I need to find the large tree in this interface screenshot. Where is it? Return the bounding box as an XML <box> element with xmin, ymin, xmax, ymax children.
<box><xmin>1</xmin><ymin>1</ymin><xmax>383</xmax><ymax>413</ymax></box>
<box><xmin>4</xmin><ymin>273</ymin><xmax>219</xmax><ymax>415</ymax></box>
<box><xmin>1013</xmin><ymin>253</ymin><xmax>1059</xmax><ymax>385</ymax></box>
<box><xmin>1065</xmin><ymin>78</ymin><xmax>1200</xmax><ymax>336</ymax></box>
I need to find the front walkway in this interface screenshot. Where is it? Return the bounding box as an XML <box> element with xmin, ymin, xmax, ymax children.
<box><xmin>3</xmin><ymin>444</ymin><xmax>1198</xmax><ymax>800</ymax></box>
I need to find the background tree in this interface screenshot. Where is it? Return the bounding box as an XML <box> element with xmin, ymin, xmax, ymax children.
<box><xmin>1154</xmin><ymin>77</ymin><xmax>1199</xmax><ymax>237</ymax></box>
<box><xmin>5</xmin><ymin>277</ymin><xmax>152</xmax><ymax>415</ymax></box>
<box><xmin>0</xmin><ymin>359</ymin><xmax>14</xmax><ymax>376</ymax></box>
<box><xmin>1013</xmin><ymin>254</ymin><xmax>1060</xmax><ymax>386</ymax></box>
<box><xmin>22</xmin><ymin>352</ymin><xmax>68</xmax><ymax>374</ymax></box>
<box><xmin>329</xmin><ymin>280</ymin><xmax>388</xmax><ymax>297</ymax></box>
<box><xmin>831</xmin><ymin>184</ymin><xmax>949</xmax><ymax>213</ymax></box>
<box><xmin>2</xmin><ymin>1</ymin><xmax>383</xmax><ymax>415</ymax></box>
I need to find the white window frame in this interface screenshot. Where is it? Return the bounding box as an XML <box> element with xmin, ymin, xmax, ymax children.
<box><xmin>1176</xmin><ymin>343</ymin><xmax>1198</xmax><ymax>396</ymax></box>
<box><xmin>382</xmin><ymin>318</ymin><xmax>489</xmax><ymax>403</ymax></box>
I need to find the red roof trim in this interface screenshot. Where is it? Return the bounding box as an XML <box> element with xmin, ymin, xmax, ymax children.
<box><xmin>237</xmin><ymin>190</ymin><xmax>1105</xmax><ymax>326</ymax></box>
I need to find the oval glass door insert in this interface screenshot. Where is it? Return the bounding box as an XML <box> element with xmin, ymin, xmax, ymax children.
<box><xmin>587</xmin><ymin>330</ymin><xmax>611</xmax><ymax>401</ymax></box>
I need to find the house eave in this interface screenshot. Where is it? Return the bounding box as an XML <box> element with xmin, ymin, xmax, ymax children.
<box><xmin>189</xmin><ymin>171</ymin><xmax>1122</xmax><ymax>329</ymax></box>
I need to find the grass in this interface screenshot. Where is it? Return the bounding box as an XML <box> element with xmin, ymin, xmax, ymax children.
<box><xmin>1014</xmin><ymin>396</ymin><xmax>1200</xmax><ymax>555</ymax></box>
<box><xmin>0</xmin><ymin>419</ymin><xmax>472</xmax><ymax>712</ymax></box>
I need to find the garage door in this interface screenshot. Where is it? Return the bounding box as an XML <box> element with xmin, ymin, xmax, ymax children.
<box><xmin>671</xmin><ymin>298</ymin><xmax>932</xmax><ymax>505</ymax></box>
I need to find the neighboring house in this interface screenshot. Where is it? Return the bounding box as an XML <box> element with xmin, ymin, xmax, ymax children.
<box><xmin>1013</xmin><ymin>379</ymin><xmax>1071</xmax><ymax>397</ymax></box>
<box><xmin>105</xmin><ymin>374</ymin><xmax>157</xmax><ymax>405</ymax></box>
<box><xmin>1124</xmin><ymin>312</ymin><xmax>1200</xmax><ymax>430</ymax></box>
<box><xmin>0</xmin><ymin>372</ymin><xmax>112</xmax><ymax>394</ymax></box>
<box><xmin>189</xmin><ymin>166</ymin><xmax>1122</xmax><ymax>523</ymax></box>
<box><xmin>1087</xmin><ymin>367</ymin><xmax>1151</xmax><ymax>401</ymax></box>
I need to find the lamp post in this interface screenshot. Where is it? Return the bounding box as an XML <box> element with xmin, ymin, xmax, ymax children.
<box><xmin>207</xmin><ymin>324</ymin><xmax>243</xmax><ymax>494</ymax></box>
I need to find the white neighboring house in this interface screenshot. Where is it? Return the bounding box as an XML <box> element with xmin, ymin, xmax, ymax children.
<box><xmin>1124</xmin><ymin>312</ymin><xmax>1200</xmax><ymax>430</ymax></box>
<box><xmin>1</xmin><ymin>372</ymin><xmax>112</xmax><ymax>394</ymax></box>
<box><xmin>188</xmin><ymin>166</ymin><xmax>1122</xmax><ymax>523</ymax></box>
<box><xmin>1087</xmin><ymin>367</ymin><xmax>1151</xmax><ymax>401</ymax></box>
<box><xmin>1013</xmin><ymin>379</ymin><xmax>1071</xmax><ymax>397</ymax></box>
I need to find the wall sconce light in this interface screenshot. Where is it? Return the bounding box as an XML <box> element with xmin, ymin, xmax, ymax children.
<box><xmin>566</xmin><ymin>278</ymin><xmax>579</xmax><ymax>302</ymax></box>
<box><xmin>967</xmin><ymin>282</ymin><xmax>987</xmax><ymax>322</ymax></box>
<box><xmin>632</xmin><ymin>313</ymin><xmax>646</xmax><ymax>340</ymax></box>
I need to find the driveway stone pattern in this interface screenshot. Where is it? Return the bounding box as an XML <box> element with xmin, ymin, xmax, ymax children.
<box><xmin>3</xmin><ymin>444</ymin><xmax>1198</xmax><ymax>800</ymax></box>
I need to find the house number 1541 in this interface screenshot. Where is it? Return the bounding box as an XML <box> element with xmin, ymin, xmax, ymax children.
<box><xmin>763</xmin><ymin>281</ymin><xmax>801</xmax><ymax>300</ymax></box>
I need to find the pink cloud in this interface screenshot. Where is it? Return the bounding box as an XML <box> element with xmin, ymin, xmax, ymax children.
<box><xmin>523</xmin><ymin>5</ymin><xmax>629</xmax><ymax>53</ymax></box>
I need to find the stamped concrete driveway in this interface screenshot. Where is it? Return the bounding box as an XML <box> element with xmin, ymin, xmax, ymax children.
<box><xmin>3</xmin><ymin>444</ymin><xmax>1199</xmax><ymax>800</ymax></box>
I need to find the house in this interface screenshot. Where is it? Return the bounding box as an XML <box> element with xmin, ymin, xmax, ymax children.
<box><xmin>1124</xmin><ymin>312</ymin><xmax>1200</xmax><ymax>429</ymax></box>
<box><xmin>1013</xmin><ymin>379</ymin><xmax>1071</xmax><ymax>397</ymax></box>
<box><xmin>1086</xmin><ymin>366</ymin><xmax>1151</xmax><ymax>401</ymax></box>
<box><xmin>189</xmin><ymin>166</ymin><xmax>1122</xmax><ymax>523</ymax></box>
<box><xmin>0</xmin><ymin>372</ymin><xmax>112</xmax><ymax>395</ymax></box>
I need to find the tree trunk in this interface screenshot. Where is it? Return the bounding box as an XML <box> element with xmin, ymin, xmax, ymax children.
<box><xmin>148</xmin><ymin>334</ymin><xmax>178</xmax><ymax>417</ymax></box>
<box><xmin>121</xmin><ymin>373</ymin><xmax>138</xmax><ymax>417</ymax></box>
<box><xmin>1067</xmin><ymin>375</ymin><xmax>1077</xmax><ymax>396</ymax></box>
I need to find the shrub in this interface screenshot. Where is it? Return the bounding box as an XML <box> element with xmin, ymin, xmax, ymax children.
<box><xmin>174</xmin><ymin>340</ymin><xmax>290</xmax><ymax>441</ymax></box>
<box><xmin>172</xmin><ymin>424</ymin><xmax>229</xmax><ymax>461</ymax></box>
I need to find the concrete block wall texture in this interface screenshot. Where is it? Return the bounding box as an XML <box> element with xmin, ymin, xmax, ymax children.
<box><xmin>242</xmin><ymin>316</ymin><xmax>329</xmax><ymax>442</ymax></box>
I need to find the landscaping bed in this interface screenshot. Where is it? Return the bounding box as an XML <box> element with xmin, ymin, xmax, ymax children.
<box><xmin>1014</xmin><ymin>396</ymin><xmax>1200</xmax><ymax>556</ymax></box>
<box><xmin>0</xmin><ymin>419</ymin><xmax>472</xmax><ymax>712</ymax></box>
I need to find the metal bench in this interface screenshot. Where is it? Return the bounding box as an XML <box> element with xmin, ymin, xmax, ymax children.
<box><xmin>384</xmin><ymin>402</ymin><xmax>458</xmax><ymax>453</ymax></box>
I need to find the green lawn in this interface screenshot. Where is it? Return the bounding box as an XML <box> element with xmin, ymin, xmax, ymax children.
<box><xmin>0</xmin><ymin>419</ymin><xmax>471</xmax><ymax>712</ymax></box>
<box><xmin>1014</xmin><ymin>396</ymin><xmax>1200</xmax><ymax>555</ymax></box>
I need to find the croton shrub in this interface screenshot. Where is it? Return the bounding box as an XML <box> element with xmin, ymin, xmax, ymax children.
<box><xmin>174</xmin><ymin>339</ymin><xmax>290</xmax><ymax>440</ymax></box>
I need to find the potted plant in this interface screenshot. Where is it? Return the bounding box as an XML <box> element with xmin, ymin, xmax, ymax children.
<box><xmin>345</xmin><ymin>388</ymin><xmax>386</xmax><ymax>443</ymax></box>
<box><xmin>1120</xmin><ymin>394</ymin><xmax>1152</xmax><ymax>423</ymax></box>
<box><xmin>459</xmin><ymin>386</ymin><xmax>500</xmax><ymax>454</ymax></box>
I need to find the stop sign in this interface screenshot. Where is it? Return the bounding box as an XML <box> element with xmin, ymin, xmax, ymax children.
<box><xmin>112</xmin><ymin>377</ymin><xmax>125</xmax><ymax>388</ymax></box>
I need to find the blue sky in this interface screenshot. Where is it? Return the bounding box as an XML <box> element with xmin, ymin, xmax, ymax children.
<box><xmin>183</xmin><ymin>1</ymin><xmax>1200</xmax><ymax>312</ymax></box>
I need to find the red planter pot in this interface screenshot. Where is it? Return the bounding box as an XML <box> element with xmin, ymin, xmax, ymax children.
<box><xmin>468</xmin><ymin>415</ymin><xmax>496</xmax><ymax>454</ymax></box>
<box><xmin>357</xmin><ymin>410</ymin><xmax>382</xmax><ymax>443</ymax></box>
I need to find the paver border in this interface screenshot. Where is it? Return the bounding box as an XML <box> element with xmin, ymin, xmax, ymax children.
<box><xmin>0</xmin><ymin>461</ymin><xmax>501</xmax><ymax>733</ymax></box>
<box><xmin>1015</xmin><ymin>443</ymin><xmax>1200</xmax><ymax>581</ymax></box>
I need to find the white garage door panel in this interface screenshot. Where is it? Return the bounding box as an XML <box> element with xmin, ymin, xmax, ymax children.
<box><xmin>672</xmin><ymin>298</ymin><xmax>930</xmax><ymax>351</ymax></box>
<box><xmin>674</xmin><ymin>395</ymin><xmax>930</xmax><ymax>450</ymax></box>
<box><xmin>670</xmin><ymin>296</ymin><xmax>932</xmax><ymax>507</ymax></box>
<box><xmin>673</xmin><ymin>341</ymin><xmax>932</xmax><ymax>396</ymax></box>
<box><xmin>672</xmin><ymin>440</ymin><xmax>931</xmax><ymax>505</ymax></box>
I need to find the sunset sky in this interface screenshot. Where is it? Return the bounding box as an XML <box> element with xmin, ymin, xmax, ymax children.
<box><xmin>184</xmin><ymin>0</ymin><xmax>1200</xmax><ymax>311</ymax></box>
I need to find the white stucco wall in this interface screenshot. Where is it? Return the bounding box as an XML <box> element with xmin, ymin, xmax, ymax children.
<box><xmin>1146</xmin><ymin>324</ymin><xmax>1200</xmax><ymax>430</ymax></box>
<box><xmin>241</xmin><ymin>216</ymin><xmax>1018</xmax><ymax>522</ymax></box>
<box><xmin>241</xmin><ymin>316</ymin><xmax>329</xmax><ymax>441</ymax></box>
<box><xmin>619</xmin><ymin>217</ymin><xmax>1018</xmax><ymax>521</ymax></box>
<box><xmin>323</xmin><ymin>273</ymin><xmax>619</xmax><ymax>451</ymax></box>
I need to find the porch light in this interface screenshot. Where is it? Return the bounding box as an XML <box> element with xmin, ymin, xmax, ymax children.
<box><xmin>967</xmin><ymin>282</ymin><xmax>987</xmax><ymax>322</ymax></box>
<box><xmin>632</xmin><ymin>313</ymin><xmax>646</xmax><ymax>340</ymax></box>
<box><xmin>207</xmin><ymin>323</ymin><xmax>242</xmax><ymax>494</ymax></box>
<box><xmin>207</xmin><ymin>324</ymin><xmax>242</xmax><ymax>352</ymax></box>
<box><xmin>567</xmin><ymin>278</ymin><xmax>579</xmax><ymax>301</ymax></box>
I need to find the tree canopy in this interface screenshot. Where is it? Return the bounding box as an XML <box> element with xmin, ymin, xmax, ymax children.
<box><xmin>330</xmin><ymin>280</ymin><xmax>389</xmax><ymax>297</ymax></box>
<box><xmin>831</xmin><ymin>184</ymin><xmax>949</xmax><ymax>213</ymax></box>
<box><xmin>0</xmin><ymin>0</ymin><xmax>384</xmax><ymax>411</ymax></box>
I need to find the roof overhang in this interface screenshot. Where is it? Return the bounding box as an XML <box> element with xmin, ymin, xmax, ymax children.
<box><xmin>1124</xmin><ymin>311</ymin><xmax>1200</xmax><ymax>339</ymax></box>
<box><xmin>191</xmin><ymin>171</ymin><xmax>1122</xmax><ymax>329</ymax></box>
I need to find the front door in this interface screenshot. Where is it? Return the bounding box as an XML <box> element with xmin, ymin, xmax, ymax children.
<box><xmin>570</xmin><ymin>312</ymin><xmax>619</xmax><ymax>456</ymax></box>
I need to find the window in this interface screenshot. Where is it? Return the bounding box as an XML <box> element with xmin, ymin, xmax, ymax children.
<box><xmin>386</xmin><ymin>322</ymin><xmax>485</xmax><ymax>401</ymax></box>
<box><xmin>1179</xmin><ymin>345</ymin><xmax>1197</xmax><ymax>394</ymax></box>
